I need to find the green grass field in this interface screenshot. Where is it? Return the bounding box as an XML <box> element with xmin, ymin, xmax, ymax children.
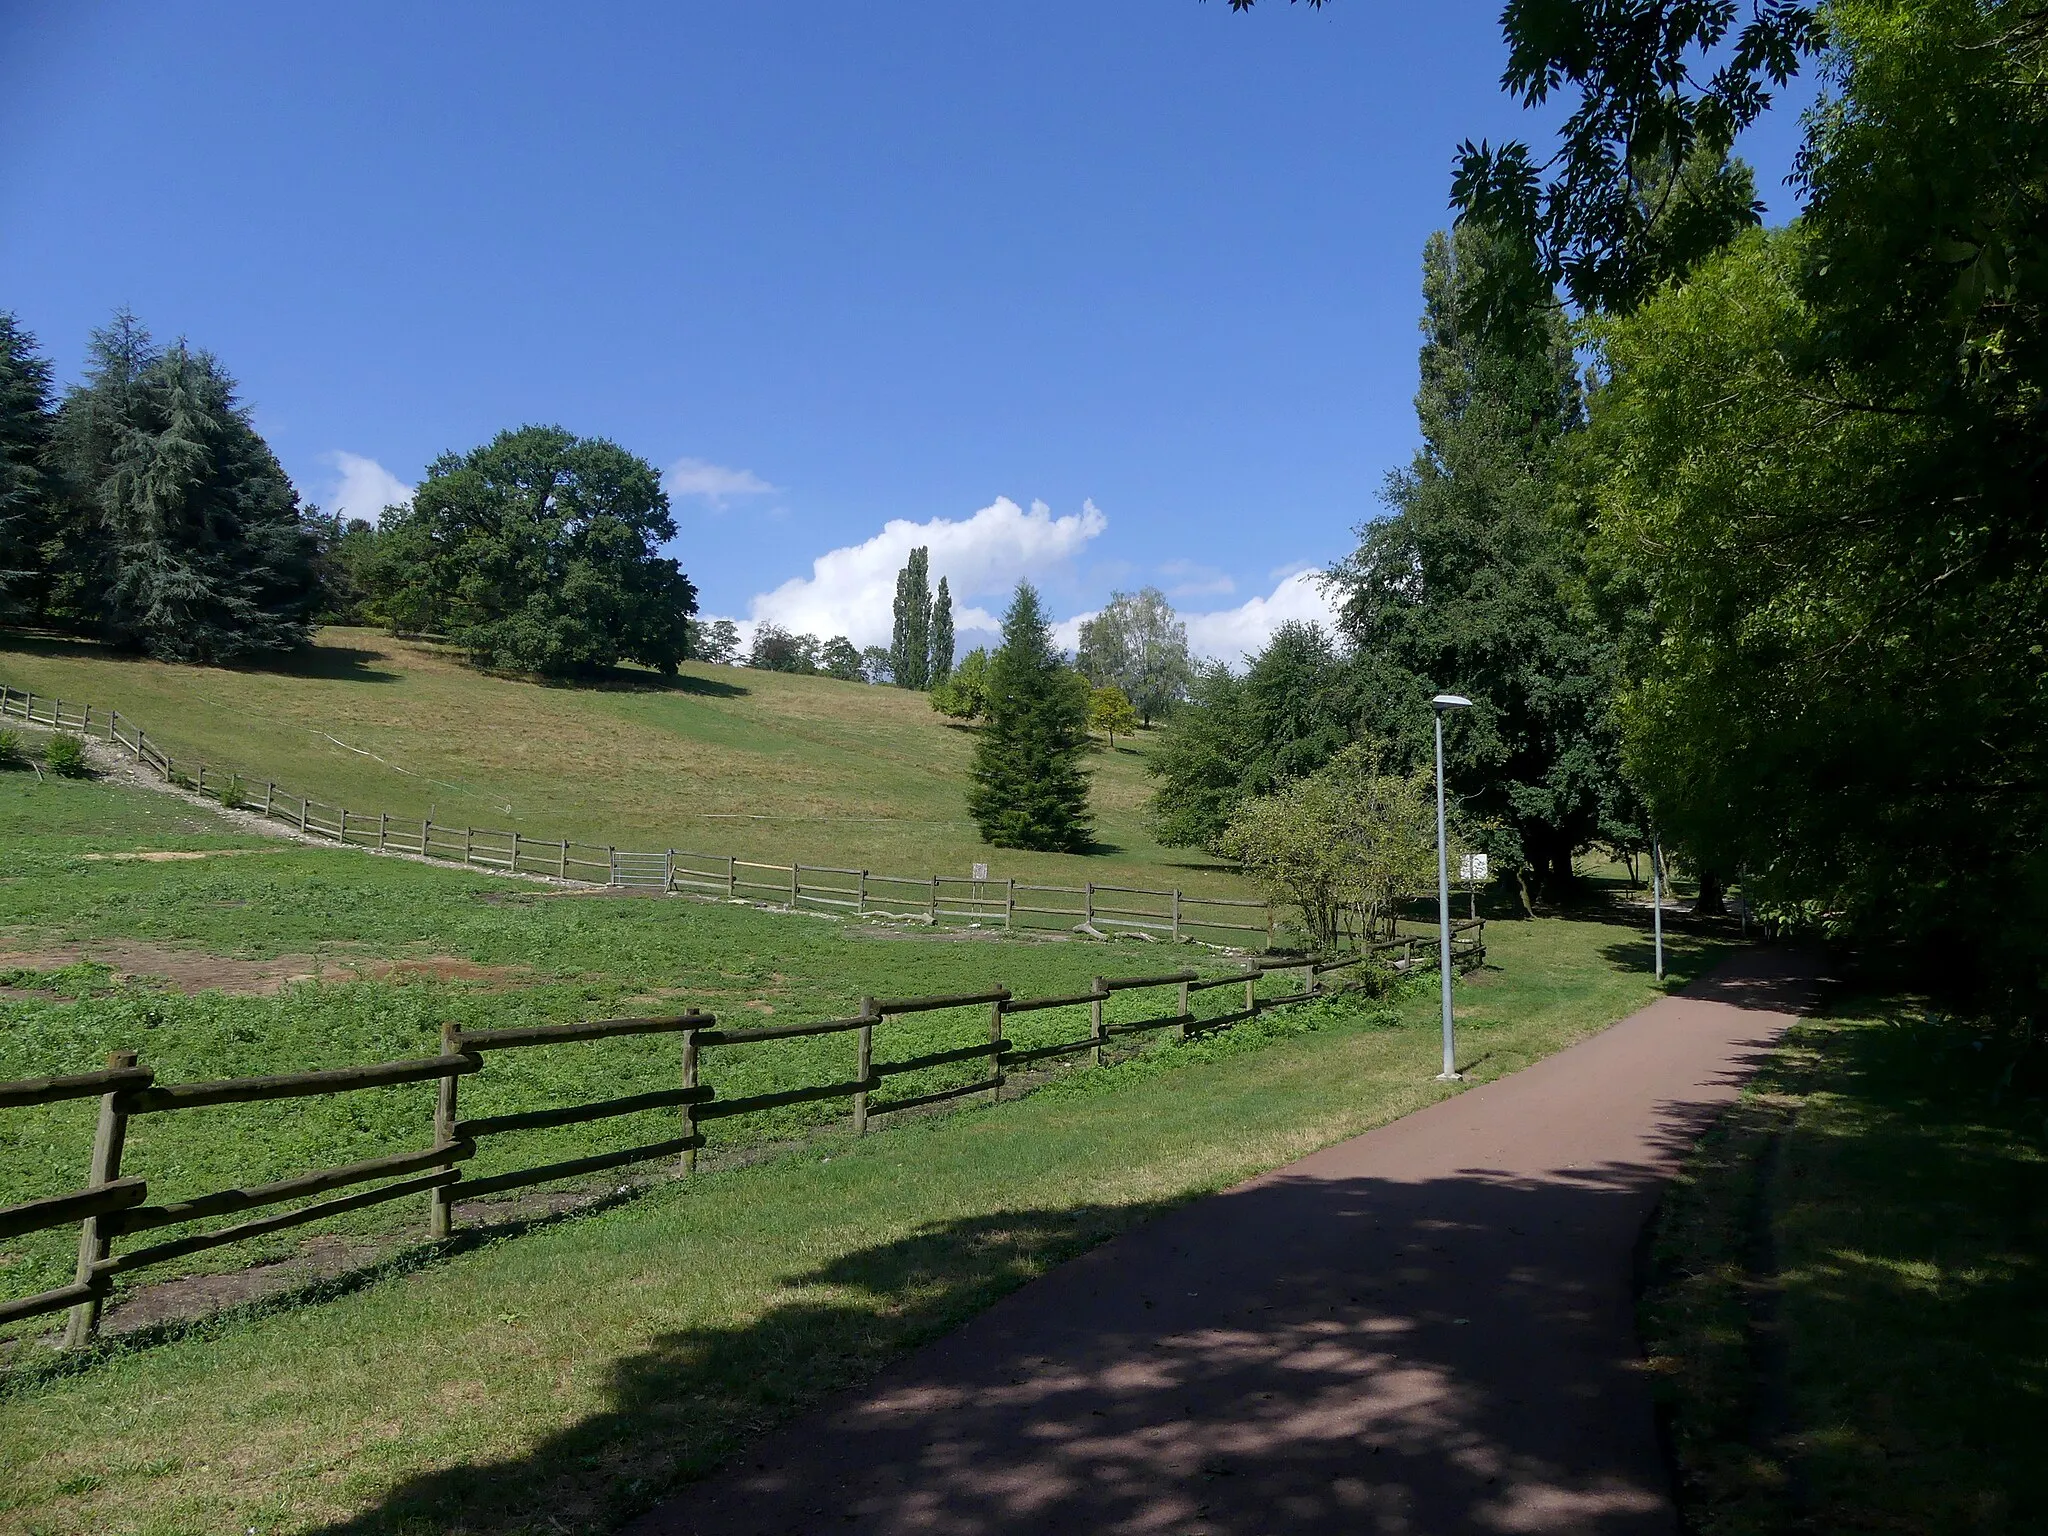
<box><xmin>1639</xmin><ymin>1000</ymin><xmax>2048</xmax><ymax>1534</ymax></box>
<box><xmin>0</xmin><ymin>784</ymin><xmax>1731</xmax><ymax>1531</ymax></box>
<box><xmin>0</xmin><ymin>625</ymin><xmax>1251</xmax><ymax>897</ymax></box>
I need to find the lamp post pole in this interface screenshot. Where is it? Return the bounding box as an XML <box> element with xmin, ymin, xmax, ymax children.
<box><xmin>1652</xmin><ymin>834</ymin><xmax>1665</xmax><ymax>980</ymax></box>
<box><xmin>1431</xmin><ymin>694</ymin><xmax>1472</xmax><ymax>1081</ymax></box>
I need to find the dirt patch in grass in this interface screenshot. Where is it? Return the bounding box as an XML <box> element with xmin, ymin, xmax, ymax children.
<box><xmin>76</xmin><ymin>850</ymin><xmax>269</xmax><ymax>864</ymax></box>
<box><xmin>0</xmin><ymin>943</ymin><xmax>532</xmax><ymax>996</ymax></box>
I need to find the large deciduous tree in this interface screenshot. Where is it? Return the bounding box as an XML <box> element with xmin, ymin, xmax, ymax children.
<box><xmin>1330</xmin><ymin>223</ymin><xmax>1622</xmax><ymax>904</ymax></box>
<box><xmin>968</xmin><ymin>582</ymin><xmax>1094</xmax><ymax>851</ymax></box>
<box><xmin>373</xmin><ymin>425</ymin><xmax>695</xmax><ymax>678</ymax></box>
<box><xmin>1076</xmin><ymin>587</ymin><xmax>1193</xmax><ymax>726</ymax></box>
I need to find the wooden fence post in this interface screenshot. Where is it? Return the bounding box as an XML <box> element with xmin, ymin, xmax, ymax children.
<box><xmin>559</xmin><ymin>840</ymin><xmax>569</xmax><ymax>880</ymax></box>
<box><xmin>63</xmin><ymin>1049</ymin><xmax>137</xmax><ymax>1349</ymax></box>
<box><xmin>1302</xmin><ymin>962</ymin><xmax>1316</xmax><ymax>999</ymax></box>
<box><xmin>511</xmin><ymin>832</ymin><xmax>522</xmax><ymax>872</ymax></box>
<box><xmin>298</xmin><ymin>794</ymin><xmax>309</xmax><ymax>834</ymax></box>
<box><xmin>1171</xmin><ymin>888</ymin><xmax>1182</xmax><ymax>942</ymax></box>
<box><xmin>853</xmin><ymin>996</ymin><xmax>877</xmax><ymax>1136</ymax></box>
<box><xmin>1178</xmin><ymin>976</ymin><xmax>1191</xmax><ymax>1041</ymax></box>
<box><xmin>1243</xmin><ymin>970</ymin><xmax>1256</xmax><ymax>1015</ymax></box>
<box><xmin>422</xmin><ymin>818</ymin><xmax>433</xmax><ymax>856</ymax></box>
<box><xmin>680</xmin><ymin>1026</ymin><xmax>700</xmax><ymax>1175</ymax></box>
<box><xmin>463</xmin><ymin>826</ymin><xmax>472</xmax><ymax>865</ymax></box>
<box><xmin>106</xmin><ymin>708</ymin><xmax>117</xmax><ymax>743</ymax></box>
<box><xmin>858</xmin><ymin>871</ymin><xmax>868</xmax><ymax>915</ymax></box>
<box><xmin>666</xmin><ymin>849</ymin><xmax>676</xmax><ymax>892</ymax></box>
<box><xmin>379</xmin><ymin>813</ymin><xmax>389</xmax><ymax>850</ymax></box>
<box><xmin>339</xmin><ymin>807</ymin><xmax>350</xmax><ymax>844</ymax></box>
<box><xmin>264</xmin><ymin>782</ymin><xmax>275</xmax><ymax>815</ymax></box>
<box><xmin>1091</xmin><ymin>977</ymin><xmax>1107</xmax><ymax>1066</ymax></box>
<box><xmin>726</xmin><ymin>856</ymin><xmax>736</xmax><ymax>898</ymax></box>
<box><xmin>989</xmin><ymin>992</ymin><xmax>1005</xmax><ymax>1103</ymax></box>
<box><xmin>928</xmin><ymin>878</ymin><xmax>938</xmax><ymax>924</ymax></box>
<box><xmin>1005</xmin><ymin>878</ymin><xmax>1015</xmax><ymax>932</ymax></box>
<box><xmin>790</xmin><ymin>864</ymin><xmax>799</xmax><ymax>910</ymax></box>
<box><xmin>1085</xmin><ymin>883</ymin><xmax>1095</xmax><ymax>927</ymax></box>
<box><xmin>429</xmin><ymin>1022</ymin><xmax>461</xmax><ymax>1240</ymax></box>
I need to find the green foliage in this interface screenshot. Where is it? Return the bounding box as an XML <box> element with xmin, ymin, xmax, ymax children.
<box><xmin>1087</xmin><ymin>683</ymin><xmax>1139</xmax><ymax>747</ymax></box>
<box><xmin>1580</xmin><ymin>0</ymin><xmax>2048</xmax><ymax>999</ymax></box>
<box><xmin>371</xmin><ymin>425</ymin><xmax>695</xmax><ymax>679</ymax></box>
<box><xmin>819</xmin><ymin>635</ymin><xmax>865</xmax><ymax>681</ymax></box>
<box><xmin>0</xmin><ymin>728</ymin><xmax>23</xmax><ymax>768</ymax></box>
<box><xmin>967</xmin><ymin>584</ymin><xmax>1094</xmax><ymax>851</ymax></box>
<box><xmin>890</xmin><ymin>545</ymin><xmax>933</xmax><ymax>689</ymax></box>
<box><xmin>746</xmin><ymin>623</ymin><xmax>820</xmax><ymax>674</ymax></box>
<box><xmin>1147</xmin><ymin>621</ymin><xmax>1357</xmax><ymax>849</ymax></box>
<box><xmin>1218</xmin><ymin>743</ymin><xmax>1441</xmax><ymax>953</ymax></box>
<box><xmin>1075</xmin><ymin>587</ymin><xmax>1193</xmax><ymax>725</ymax></box>
<box><xmin>41</xmin><ymin>733</ymin><xmax>90</xmax><ymax>778</ymax></box>
<box><xmin>929</xmin><ymin>646</ymin><xmax>990</xmax><ymax>720</ymax></box>
<box><xmin>47</xmin><ymin>313</ymin><xmax>319</xmax><ymax>663</ymax></box>
<box><xmin>860</xmin><ymin>643</ymin><xmax>893</xmax><ymax>685</ymax></box>
<box><xmin>305</xmin><ymin>508</ymin><xmax>389</xmax><ymax>626</ymax></box>
<box><xmin>1332</xmin><ymin>223</ymin><xmax>1627</xmax><ymax>902</ymax></box>
<box><xmin>930</xmin><ymin>576</ymin><xmax>954</xmax><ymax>682</ymax></box>
<box><xmin>687</xmin><ymin>616</ymin><xmax>741</xmax><ymax>665</ymax></box>
<box><xmin>0</xmin><ymin>312</ymin><xmax>56</xmax><ymax>622</ymax></box>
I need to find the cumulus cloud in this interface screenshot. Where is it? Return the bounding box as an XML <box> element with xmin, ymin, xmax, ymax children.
<box><xmin>748</xmin><ymin>497</ymin><xmax>1108</xmax><ymax>648</ymax></box>
<box><xmin>323</xmin><ymin>452</ymin><xmax>412</xmax><ymax>524</ymax></box>
<box><xmin>1180</xmin><ymin>569</ymin><xmax>1342</xmax><ymax>666</ymax></box>
<box><xmin>666</xmin><ymin>457</ymin><xmax>777</xmax><ymax>508</ymax></box>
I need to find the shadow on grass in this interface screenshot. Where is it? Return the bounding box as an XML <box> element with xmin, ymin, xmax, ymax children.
<box><xmin>306</xmin><ymin>1139</ymin><xmax>1764</xmax><ymax>1535</ymax></box>
<box><xmin>0</xmin><ymin>630</ymin><xmax>402</xmax><ymax>685</ymax></box>
<box><xmin>306</xmin><ymin>954</ymin><xmax>1829</xmax><ymax>1536</ymax></box>
<box><xmin>1640</xmin><ymin>999</ymin><xmax>2048</xmax><ymax>1533</ymax></box>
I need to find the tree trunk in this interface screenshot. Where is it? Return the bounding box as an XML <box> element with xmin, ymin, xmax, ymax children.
<box><xmin>1695</xmin><ymin>867</ymin><xmax>1727</xmax><ymax>916</ymax></box>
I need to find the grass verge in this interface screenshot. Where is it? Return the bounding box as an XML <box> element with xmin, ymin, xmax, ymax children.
<box><xmin>0</xmin><ymin>902</ymin><xmax>1727</xmax><ymax>1532</ymax></box>
<box><xmin>1638</xmin><ymin>999</ymin><xmax>2048</xmax><ymax>1534</ymax></box>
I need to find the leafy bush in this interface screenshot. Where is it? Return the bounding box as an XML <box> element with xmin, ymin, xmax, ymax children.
<box><xmin>41</xmin><ymin>734</ymin><xmax>92</xmax><ymax>778</ymax></box>
<box><xmin>0</xmin><ymin>729</ymin><xmax>23</xmax><ymax>769</ymax></box>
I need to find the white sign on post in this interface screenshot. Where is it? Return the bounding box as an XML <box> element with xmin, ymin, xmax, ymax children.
<box><xmin>971</xmin><ymin>862</ymin><xmax>989</xmax><ymax>883</ymax></box>
<box><xmin>1459</xmin><ymin>853</ymin><xmax>1490</xmax><ymax>883</ymax></box>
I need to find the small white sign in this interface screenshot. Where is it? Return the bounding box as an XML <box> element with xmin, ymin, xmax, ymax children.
<box><xmin>1459</xmin><ymin>853</ymin><xmax>1490</xmax><ymax>882</ymax></box>
<box><xmin>971</xmin><ymin>862</ymin><xmax>989</xmax><ymax>883</ymax></box>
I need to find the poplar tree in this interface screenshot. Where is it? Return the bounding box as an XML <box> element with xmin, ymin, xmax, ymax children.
<box><xmin>968</xmin><ymin>582</ymin><xmax>1093</xmax><ymax>851</ymax></box>
<box><xmin>929</xmin><ymin>575</ymin><xmax>954</xmax><ymax>682</ymax></box>
<box><xmin>889</xmin><ymin>545</ymin><xmax>932</xmax><ymax>688</ymax></box>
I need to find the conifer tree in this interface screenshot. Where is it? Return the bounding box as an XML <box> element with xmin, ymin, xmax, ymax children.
<box><xmin>51</xmin><ymin>314</ymin><xmax>317</xmax><ymax>660</ymax></box>
<box><xmin>0</xmin><ymin>313</ymin><xmax>55</xmax><ymax>619</ymax></box>
<box><xmin>967</xmin><ymin>582</ymin><xmax>1093</xmax><ymax>851</ymax></box>
<box><xmin>889</xmin><ymin>545</ymin><xmax>932</xmax><ymax>688</ymax></box>
<box><xmin>929</xmin><ymin>575</ymin><xmax>954</xmax><ymax>682</ymax></box>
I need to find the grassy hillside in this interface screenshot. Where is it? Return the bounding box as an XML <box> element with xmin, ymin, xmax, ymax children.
<box><xmin>0</xmin><ymin>627</ymin><xmax>1247</xmax><ymax>896</ymax></box>
<box><xmin>0</xmin><ymin>774</ymin><xmax>1734</xmax><ymax>1534</ymax></box>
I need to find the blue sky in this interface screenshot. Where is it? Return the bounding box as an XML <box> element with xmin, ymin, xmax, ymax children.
<box><xmin>0</xmin><ymin>1</ymin><xmax>1815</xmax><ymax>660</ymax></box>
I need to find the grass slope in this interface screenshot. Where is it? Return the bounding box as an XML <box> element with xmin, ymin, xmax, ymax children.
<box><xmin>1</xmin><ymin>894</ymin><xmax>1731</xmax><ymax>1534</ymax></box>
<box><xmin>1640</xmin><ymin>1001</ymin><xmax>2048</xmax><ymax>1534</ymax></box>
<box><xmin>0</xmin><ymin>626</ymin><xmax>1246</xmax><ymax>896</ymax></box>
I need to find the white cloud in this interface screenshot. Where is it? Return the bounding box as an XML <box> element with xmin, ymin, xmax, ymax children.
<box><xmin>1181</xmin><ymin>569</ymin><xmax>1342</xmax><ymax>666</ymax></box>
<box><xmin>665</xmin><ymin>457</ymin><xmax>777</xmax><ymax>508</ymax></box>
<box><xmin>748</xmin><ymin>497</ymin><xmax>1107</xmax><ymax>648</ymax></box>
<box><xmin>1158</xmin><ymin>558</ymin><xmax>1236</xmax><ymax>601</ymax></box>
<box><xmin>323</xmin><ymin>452</ymin><xmax>412</xmax><ymax>525</ymax></box>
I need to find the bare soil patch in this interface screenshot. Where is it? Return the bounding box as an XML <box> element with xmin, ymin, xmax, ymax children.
<box><xmin>0</xmin><ymin>942</ymin><xmax>533</xmax><ymax>996</ymax></box>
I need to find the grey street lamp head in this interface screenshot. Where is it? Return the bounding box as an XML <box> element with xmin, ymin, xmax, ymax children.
<box><xmin>1431</xmin><ymin>693</ymin><xmax>1473</xmax><ymax>710</ymax></box>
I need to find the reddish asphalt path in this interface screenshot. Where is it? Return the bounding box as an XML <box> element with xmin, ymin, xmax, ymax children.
<box><xmin>631</xmin><ymin>948</ymin><xmax>1821</xmax><ymax>1536</ymax></box>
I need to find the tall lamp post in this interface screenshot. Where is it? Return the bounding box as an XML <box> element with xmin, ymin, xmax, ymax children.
<box><xmin>1431</xmin><ymin>693</ymin><xmax>1473</xmax><ymax>1081</ymax></box>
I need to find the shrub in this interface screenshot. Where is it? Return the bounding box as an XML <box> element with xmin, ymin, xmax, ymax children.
<box><xmin>42</xmin><ymin>734</ymin><xmax>92</xmax><ymax>778</ymax></box>
<box><xmin>0</xmin><ymin>729</ymin><xmax>23</xmax><ymax>769</ymax></box>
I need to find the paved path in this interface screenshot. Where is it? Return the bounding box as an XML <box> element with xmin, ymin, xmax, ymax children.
<box><xmin>631</xmin><ymin>948</ymin><xmax>1821</xmax><ymax>1536</ymax></box>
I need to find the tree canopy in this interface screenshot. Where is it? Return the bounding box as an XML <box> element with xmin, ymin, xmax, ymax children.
<box><xmin>1075</xmin><ymin>587</ymin><xmax>1193</xmax><ymax>726</ymax></box>
<box><xmin>371</xmin><ymin>425</ymin><xmax>695</xmax><ymax>678</ymax></box>
<box><xmin>967</xmin><ymin>583</ymin><xmax>1094</xmax><ymax>851</ymax></box>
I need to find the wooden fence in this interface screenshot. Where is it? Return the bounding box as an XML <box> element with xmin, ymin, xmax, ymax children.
<box><xmin>0</xmin><ymin>924</ymin><xmax>1484</xmax><ymax>1346</ymax></box>
<box><xmin>0</xmin><ymin>685</ymin><xmax>1273</xmax><ymax>944</ymax></box>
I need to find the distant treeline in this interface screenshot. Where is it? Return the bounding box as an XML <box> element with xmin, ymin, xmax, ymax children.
<box><xmin>0</xmin><ymin>312</ymin><xmax>698</xmax><ymax>679</ymax></box>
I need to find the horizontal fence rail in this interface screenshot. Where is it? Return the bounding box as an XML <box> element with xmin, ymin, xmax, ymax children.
<box><xmin>0</xmin><ymin>924</ymin><xmax>1484</xmax><ymax>1345</ymax></box>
